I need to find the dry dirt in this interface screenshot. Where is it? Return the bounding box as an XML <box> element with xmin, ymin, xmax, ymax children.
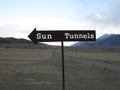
<box><xmin>0</xmin><ymin>47</ymin><xmax>120</xmax><ymax>90</ymax></box>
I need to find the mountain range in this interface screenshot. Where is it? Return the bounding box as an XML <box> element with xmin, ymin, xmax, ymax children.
<box><xmin>0</xmin><ymin>37</ymin><xmax>49</xmax><ymax>49</ymax></box>
<box><xmin>0</xmin><ymin>34</ymin><xmax>120</xmax><ymax>48</ymax></box>
<box><xmin>0</xmin><ymin>37</ymin><xmax>32</xmax><ymax>44</ymax></box>
<box><xmin>73</xmin><ymin>34</ymin><xmax>120</xmax><ymax>47</ymax></box>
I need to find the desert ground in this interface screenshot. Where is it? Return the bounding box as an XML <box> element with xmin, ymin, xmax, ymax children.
<box><xmin>0</xmin><ymin>47</ymin><xmax>120</xmax><ymax>90</ymax></box>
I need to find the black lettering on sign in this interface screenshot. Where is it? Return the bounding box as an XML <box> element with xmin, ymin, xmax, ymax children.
<box><xmin>64</xmin><ymin>33</ymin><xmax>94</xmax><ymax>39</ymax></box>
<box><xmin>37</xmin><ymin>33</ymin><xmax>52</xmax><ymax>40</ymax></box>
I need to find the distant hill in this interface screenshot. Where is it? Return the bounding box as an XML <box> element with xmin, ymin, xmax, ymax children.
<box><xmin>73</xmin><ymin>34</ymin><xmax>120</xmax><ymax>47</ymax></box>
<box><xmin>0</xmin><ymin>37</ymin><xmax>50</xmax><ymax>49</ymax></box>
<box><xmin>0</xmin><ymin>37</ymin><xmax>33</xmax><ymax>44</ymax></box>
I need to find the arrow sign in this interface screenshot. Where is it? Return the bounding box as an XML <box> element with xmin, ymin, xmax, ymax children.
<box><xmin>28</xmin><ymin>28</ymin><xmax>96</xmax><ymax>90</ymax></box>
<box><xmin>28</xmin><ymin>28</ymin><xmax>96</xmax><ymax>44</ymax></box>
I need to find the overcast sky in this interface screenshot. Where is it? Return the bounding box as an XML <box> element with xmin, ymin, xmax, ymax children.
<box><xmin>0</xmin><ymin>0</ymin><xmax>120</xmax><ymax>46</ymax></box>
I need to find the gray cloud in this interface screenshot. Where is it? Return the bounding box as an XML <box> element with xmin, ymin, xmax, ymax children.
<box><xmin>88</xmin><ymin>0</ymin><xmax>120</xmax><ymax>27</ymax></box>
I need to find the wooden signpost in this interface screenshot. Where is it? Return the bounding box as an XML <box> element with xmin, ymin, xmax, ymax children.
<box><xmin>28</xmin><ymin>28</ymin><xmax>96</xmax><ymax>90</ymax></box>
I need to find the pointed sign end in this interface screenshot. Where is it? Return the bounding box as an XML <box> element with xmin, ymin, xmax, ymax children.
<box><xmin>28</xmin><ymin>28</ymin><xmax>38</xmax><ymax>45</ymax></box>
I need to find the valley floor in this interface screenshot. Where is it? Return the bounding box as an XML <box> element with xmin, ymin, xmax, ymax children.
<box><xmin>0</xmin><ymin>47</ymin><xmax>120</xmax><ymax>90</ymax></box>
